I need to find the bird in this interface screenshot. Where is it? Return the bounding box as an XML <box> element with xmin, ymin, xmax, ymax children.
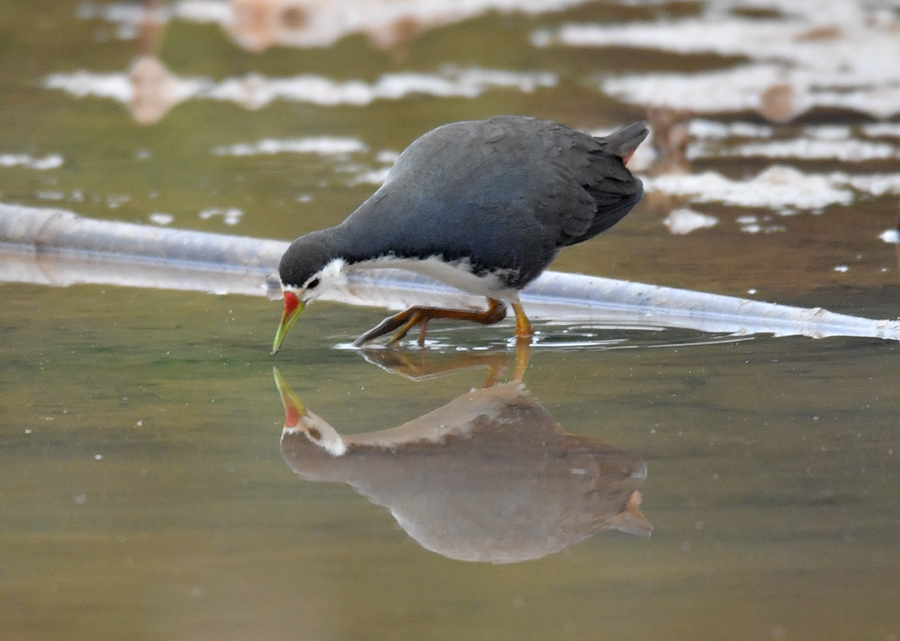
<box><xmin>272</xmin><ymin>115</ymin><xmax>649</xmax><ymax>353</ymax></box>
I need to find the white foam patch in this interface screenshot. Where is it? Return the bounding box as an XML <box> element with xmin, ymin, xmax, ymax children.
<box><xmin>843</xmin><ymin>174</ymin><xmax>900</xmax><ymax>197</ymax></box>
<box><xmin>172</xmin><ymin>0</ymin><xmax>232</xmax><ymax>24</ymax></box>
<box><xmin>85</xmin><ymin>0</ymin><xmax>599</xmax><ymax>49</ymax></box>
<box><xmin>880</xmin><ymin>229</ymin><xmax>900</xmax><ymax>244</ymax></box>
<box><xmin>643</xmin><ymin>166</ymin><xmax>851</xmax><ymax>210</ymax></box>
<box><xmin>205</xmin><ymin>69</ymin><xmax>556</xmax><ymax>107</ymax></box>
<box><xmin>663</xmin><ymin>208</ymin><xmax>718</xmax><ymax>235</ymax></box>
<box><xmin>734</xmin><ymin>213</ymin><xmax>786</xmax><ymax>234</ymax></box>
<box><xmin>685</xmin><ymin>120</ymin><xmax>900</xmax><ymax>164</ymax></box>
<box><xmin>351</xmin><ymin>167</ymin><xmax>393</xmax><ymax>186</ymax></box>
<box><xmin>602</xmin><ymin>65</ymin><xmax>900</xmax><ymax>120</ymax></box>
<box><xmin>536</xmin><ymin>2</ymin><xmax>900</xmax><ymax>119</ymax></box>
<box><xmin>863</xmin><ymin>123</ymin><xmax>900</xmax><ymax>138</ymax></box>
<box><xmin>149</xmin><ymin>212</ymin><xmax>174</xmax><ymax>225</ymax></box>
<box><xmin>688</xmin><ymin>138</ymin><xmax>900</xmax><ymax>162</ymax></box>
<box><xmin>199</xmin><ymin>208</ymin><xmax>244</xmax><ymax>225</ymax></box>
<box><xmin>44</xmin><ymin>67</ymin><xmax>557</xmax><ymax>110</ymax></box>
<box><xmin>376</xmin><ymin>150</ymin><xmax>401</xmax><ymax>164</ymax></box>
<box><xmin>213</xmin><ymin>137</ymin><xmax>368</xmax><ymax>157</ymax></box>
<box><xmin>44</xmin><ymin>67</ymin><xmax>209</xmax><ymax>106</ymax></box>
<box><xmin>106</xmin><ymin>195</ymin><xmax>130</xmax><ymax>208</ymax></box>
<box><xmin>44</xmin><ymin>70</ymin><xmax>130</xmax><ymax>100</ymax></box>
<box><xmin>0</xmin><ymin>153</ymin><xmax>64</xmax><ymax>170</ymax></box>
<box><xmin>688</xmin><ymin>120</ymin><xmax>774</xmax><ymax>140</ymax></box>
<box><xmin>646</xmin><ymin>164</ymin><xmax>900</xmax><ymax>210</ymax></box>
<box><xmin>604</xmin><ymin>64</ymin><xmax>796</xmax><ymax>114</ymax></box>
<box><xmin>211</xmin><ymin>136</ymin><xmax>395</xmax><ymax>187</ymax></box>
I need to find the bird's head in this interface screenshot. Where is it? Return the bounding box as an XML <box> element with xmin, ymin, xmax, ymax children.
<box><xmin>272</xmin><ymin>233</ymin><xmax>342</xmax><ymax>354</ymax></box>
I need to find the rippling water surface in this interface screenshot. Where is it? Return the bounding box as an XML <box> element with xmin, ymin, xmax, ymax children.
<box><xmin>2</xmin><ymin>1</ymin><xmax>899</xmax><ymax>640</ymax></box>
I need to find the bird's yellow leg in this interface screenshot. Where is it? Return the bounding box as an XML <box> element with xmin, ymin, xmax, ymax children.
<box><xmin>511</xmin><ymin>300</ymin><xmax>533</xmax><ymax>343</ymax></box>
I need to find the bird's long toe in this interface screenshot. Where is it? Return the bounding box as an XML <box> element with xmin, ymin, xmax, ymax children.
<box><xmin>353</xmin><ymin>310</ymin><xmax>417</xmax><ymax>346</ymax></box>
<box><xmin>388</xmin><ymin>311</ymin><xmax>426</xmax><ymax>345</ymax></box>
<box><xmin>354</xmin><ymin>300</ymin><xmax>508</xmax><ymax>347</ymax></box>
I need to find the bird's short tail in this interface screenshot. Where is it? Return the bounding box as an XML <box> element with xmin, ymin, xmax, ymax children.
<box><xmin>600</xmin><ymin>120</ymin><xmax>649</xmax><ymax>164</ymax></box>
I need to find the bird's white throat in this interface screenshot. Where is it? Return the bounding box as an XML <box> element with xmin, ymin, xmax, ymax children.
<box><xmin>287</xmin><ymin>257</ymin><xmax>348</xmax><ymax>304</ymax></box>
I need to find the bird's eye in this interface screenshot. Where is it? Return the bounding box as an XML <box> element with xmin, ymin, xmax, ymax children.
<box><xmin>307</xmin><ymin>278</ymin><xmax>320</xmax><ymax>289</ymax></box>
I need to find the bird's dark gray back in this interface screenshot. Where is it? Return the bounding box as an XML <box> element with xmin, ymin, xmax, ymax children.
<box><xmin>335</xmin><ymin>116</ymin><xmax>644</xmax><ymax>286</ymax></box>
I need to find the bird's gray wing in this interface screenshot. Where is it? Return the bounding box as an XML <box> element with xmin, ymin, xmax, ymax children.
<box><xmin>535</xmin><ymin>122</ymin><xmax>646</xmax><ymax>248</ymax></box>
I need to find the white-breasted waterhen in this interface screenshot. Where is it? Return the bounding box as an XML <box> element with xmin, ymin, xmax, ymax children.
<box><xmin>272</xmin><ymin>115</ymin><xmax>649</xmax><ymax>352</ymax></box>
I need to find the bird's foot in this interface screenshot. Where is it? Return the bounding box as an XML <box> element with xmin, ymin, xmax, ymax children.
<box><xmin>352</xmin><ymin>299</ymin><xmax>507</xmax><ymax>347</ymax></box>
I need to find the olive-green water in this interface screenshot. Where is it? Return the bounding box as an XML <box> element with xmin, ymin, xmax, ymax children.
<box><xmin>2</xmin><ymin>2</ymin><xmax>899</xmax><ymax>640</ymax></box>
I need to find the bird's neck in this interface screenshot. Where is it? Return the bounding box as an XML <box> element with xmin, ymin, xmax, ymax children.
<box><xmin>327</xmin><ymin>195</ymin><xmax>408</xmax><ymax>265</ymax></box>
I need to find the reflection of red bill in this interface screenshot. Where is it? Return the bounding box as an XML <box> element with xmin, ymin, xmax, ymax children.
<box><xmin>612</xmin><ymin>491</ymin><xmax>652</xmax><ymax>538</ymax></box>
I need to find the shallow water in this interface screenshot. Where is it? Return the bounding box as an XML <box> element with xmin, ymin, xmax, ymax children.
<box><xmin>2</xmin><ymin>1</ymin><xmax>900</xmax><ymax>640</ymax></box>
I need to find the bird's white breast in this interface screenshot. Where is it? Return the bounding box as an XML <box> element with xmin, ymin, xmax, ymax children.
<box><xmin>353</xmin><ymin>255</ymin><xmax>519</xmax><ymax>301</ymax></box>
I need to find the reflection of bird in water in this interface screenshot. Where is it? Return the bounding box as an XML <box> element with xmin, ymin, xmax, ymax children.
<box><xmin>645</xmin><ymin>106</ymin><xmax>692</xmax><ymax>176</ymax></box>
<box><xmin>225</xmin><ymin>0</ymin><xmax>575</xmax><ymax>52</ymax></box>
<box><xmin>128</xmin><ymin>55</ymin><xmax>181</xmax><ymax>125</ymax></box>
<box><xmin>127</xmin><ymin>0</ymin><xmax>181</xmax><ymax>125</ymax></box>
<box><xmin>273</xmin><ymin>364</ymin><xmax>650</xmax><ymax>564</ymax></box>
<box><xmin>272</xmin><ymin>116</ymin><xmax>648</xmax><ymax>351</ymax></box>
<box><xmin>228</xmin><ymin>0</ymin><xmax>427</xmax><ymax>51</ymax></box>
